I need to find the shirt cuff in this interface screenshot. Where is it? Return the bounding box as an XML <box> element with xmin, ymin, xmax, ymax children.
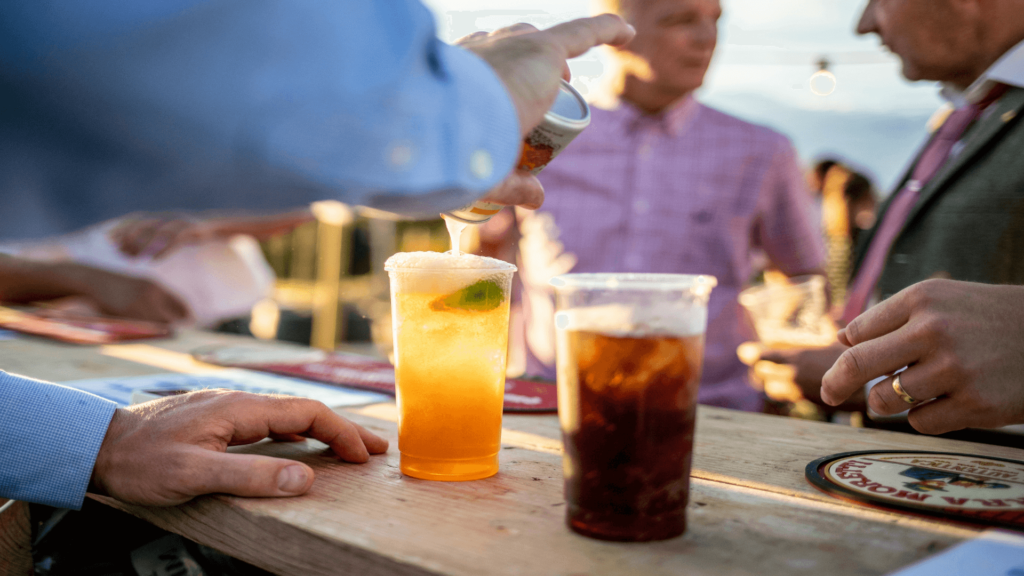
<box><xmin>438</xmin><ymin>41</ymin><xmax>521</xmax><ymax>197</ymax></box>
<box><xmin>0</xmin><ymin>372</ymin><xmax>117</xmax><ymax>509</ymax></box>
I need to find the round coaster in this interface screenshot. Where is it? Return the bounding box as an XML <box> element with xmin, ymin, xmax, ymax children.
<box><xmin>806</xmin><ymin>450</ymin><xmax>1024</xmax><ymax>530</ymax></box>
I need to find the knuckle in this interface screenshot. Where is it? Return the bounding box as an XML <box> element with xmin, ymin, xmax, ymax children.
<box><xmin>835</xmin><ymin>348</ymin><xmax>867</xmax><ymax>382</ymax></box>
<box><xmin>904</xmin><ymin>282</ymin><xmax>929</xmax><ymax>308</ymax></box>
<box><xmin>916</xmin><ymin>314</ymin><xmax>948</xmax><ymax>342</ymax></box>
<box><xmin>506</xmin><ymin>22</ymin><xmax>537</xmax><ymax>33</ymax></box>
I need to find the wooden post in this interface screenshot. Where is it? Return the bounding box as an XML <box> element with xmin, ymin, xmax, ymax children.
<box><xmin>310</xmin><ymin>201</ymin><xmax>354</xmax><ymax>351</ymax></box>
<box><xmin>0</xmin><ymin>499</ymin><xmax>33</xmax><ymax>576</ymax></box>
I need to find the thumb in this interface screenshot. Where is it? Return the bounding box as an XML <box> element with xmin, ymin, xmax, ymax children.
<box><xmin>192</xmin><ymin>451</ymin><xmax>315</xmax><ymax>498</ymax></box>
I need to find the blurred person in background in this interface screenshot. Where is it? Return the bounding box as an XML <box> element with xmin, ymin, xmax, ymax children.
<box><xmin>0</xmin><ymin>0</ymin><xmax>634</xmax><ymax>511</ymax></box>
<box><xmin>817</xmin><ymin>163</ymin><xmax>878</xmax><ymax>307</ymax></box>
<box><xmin>759</xmin><ymin>0</ymin><xmax>1024</xmax><ymax>434</ymax></box>
<box><xmin>806</xmin><ymin>157</ymin><xmax>841</xmax><ymax>232</ymax></box>
<box><xmin>480</xmin><ymin>0</ymin><xmax>826</xmax><ymax>412</ymax></box>
<box><xmin>0</xmin><ymin>210</ymin><xmax>313</xmax><ymax>327</ymax></box>
<box><xmin>842</xmin><ymin>172</ymin><xmax>877</xmax><ymax>247</ymax></box>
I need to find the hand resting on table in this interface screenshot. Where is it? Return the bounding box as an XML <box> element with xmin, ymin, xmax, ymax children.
<box><xmin>90</xmin><ymin>389</ymin><xmax>388</xmax><ymax>506</ymax></box>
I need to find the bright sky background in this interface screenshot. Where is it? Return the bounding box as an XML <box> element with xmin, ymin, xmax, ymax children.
<box><xmin>422</xmin><ymin>0</ymin><xmax>947</xmax><ymax>190</ymax></box>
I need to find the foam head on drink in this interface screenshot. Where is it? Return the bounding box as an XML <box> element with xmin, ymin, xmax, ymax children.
<box><xmin>553</xmin><ymin>275</ymin><xmax>715</xmax><ymax>541</ymax></box>
<box><xmin>385</xmin><ymin>251</ymin><xmax>516</xmax><ymax>481</ymax></box>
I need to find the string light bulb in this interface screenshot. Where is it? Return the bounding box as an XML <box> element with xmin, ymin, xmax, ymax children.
<box><xmin>810</xmin><ymin>57</ymin><xmax>837</xmax><ymax>96</ymax></box>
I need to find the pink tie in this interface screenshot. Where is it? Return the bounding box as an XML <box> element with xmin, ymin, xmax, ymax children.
<box><xmin>841</xmin><ymin>101</ymin><xmax>989</xmax><ymax>325</ymax></box>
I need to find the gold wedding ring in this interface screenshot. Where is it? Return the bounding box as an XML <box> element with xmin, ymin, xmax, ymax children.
<box><xmin>892</xmin><ymin>374</ymin><xmax>918</xmax><ymax>405</ymax></box>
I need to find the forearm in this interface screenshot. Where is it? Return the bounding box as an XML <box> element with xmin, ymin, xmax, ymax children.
<box><xmin>0</xmin><ymin>255</ymin><xmax>93</xmax><ymax>304</ymax></box>
<box><xmin>0</xmin><ymin>372</ymin><xmax>117</xmax><ymax>509</ymax></box>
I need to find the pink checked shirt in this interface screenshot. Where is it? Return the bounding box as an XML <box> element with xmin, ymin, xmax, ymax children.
<box><xmin>512</xmin><ymin>95</ymin><xmax>826</xmax><ymax>411</ymax></box>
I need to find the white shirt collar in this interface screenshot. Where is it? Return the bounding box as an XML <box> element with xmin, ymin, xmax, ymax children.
<box><xmin>941</xmin><ymin>38</ymin><xmax>1024</xmax><ymax>106</ymax></box>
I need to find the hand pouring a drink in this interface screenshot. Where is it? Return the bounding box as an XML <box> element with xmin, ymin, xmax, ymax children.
<box><xmin>445</xmin><ymin>16</ymin><xmax>632</xmax><ymax>224</ymax></box>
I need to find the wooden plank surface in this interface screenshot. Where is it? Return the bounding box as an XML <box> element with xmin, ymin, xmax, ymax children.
<box><xmin>4</xmin><ymin>329</ymin><xmax>1023</xmax><ymax>576</ymax></box>
<box><xmin>0</xmin><ymin>499</ymin><xmax>33</xmax><ymax>576</ymax></box>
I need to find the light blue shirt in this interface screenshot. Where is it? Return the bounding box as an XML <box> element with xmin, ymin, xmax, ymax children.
<box><xmin>0</xmin><ymin>372</ymin><xmax>117</xmax><ymax>509</ymax></box>
<box><xmin>0</xmin><ymin>0</ymin><xmax>520</xmax><ymax>240</ymax></box>
<box><xmin>0</xmin><ymin>0</ymin><xmax>520</xmax><ymax>508</ymax></box>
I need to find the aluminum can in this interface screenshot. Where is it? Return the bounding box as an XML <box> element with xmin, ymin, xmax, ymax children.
<box><xmin>443</xmin><ymin>79</ymin><xmax>591</xmax><ymax>224</ymax></box>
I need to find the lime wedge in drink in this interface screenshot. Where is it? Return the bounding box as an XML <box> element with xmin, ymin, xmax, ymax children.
<box><xmin>430</xmin><ymin>279</ymin><xmax>504</xmax><ymax>312</ymax></box>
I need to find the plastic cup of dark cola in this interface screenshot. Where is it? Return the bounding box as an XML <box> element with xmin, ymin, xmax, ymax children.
<box><xmin>550</xmin><ymin>273</ymin><xmax>717</xmax><ymax>541</ymax></box>
<box><xmin>443</xmin><ymin>80</ymin><xmax>590</xmax><ymax>224</ymax></box>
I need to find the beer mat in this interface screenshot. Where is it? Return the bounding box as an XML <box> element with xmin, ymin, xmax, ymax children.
<box><xmin>59</xmin><ymin>369</ymin><xmax>388</xmax><ymax>408</ymax></box>
<box><xmin>0</xmin><ymin>306</ymin><xmax>171</xmax><ymax>345</ymax></box>
<box><xmin>806</xmin><ymin>451</ymin><xmax>1024</xmax><ymax>530</ymax></box>
<box><xmin>192</xmin><ymin>344</ymin><xmax>558</xmax><ymax>413</ymax></box>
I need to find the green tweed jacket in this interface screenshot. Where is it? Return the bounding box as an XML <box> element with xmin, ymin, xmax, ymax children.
<box><xmin>852</xmin><ymin>86</ymin><xmax>1024</xmax><ymax>299</ymax></box>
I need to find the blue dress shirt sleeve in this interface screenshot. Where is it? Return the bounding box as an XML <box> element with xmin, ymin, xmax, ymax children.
<box><xmin>0</xmin><ymin>0</ymin><xmax>520</xmax><ymax>239</ymax></box>
<box><xmin>0</xmin><ymin>371</ymin><xmax>117</xmax><ymax>509</ymax></box>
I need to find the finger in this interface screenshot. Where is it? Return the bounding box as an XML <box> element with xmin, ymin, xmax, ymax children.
<box><xmin>231</xmin><ymin>396</ymin><xmax>387</xmax><ymax>462</ymax></box>
<box><xmin>906</xmin><ymin>397</ymin><xmax>966</xmax><ymax>435</ymax></box>
<box><xmin>190</xmin><ymin>450</ymin><xmax>315</xmax><ymax>497</ymax></box>
<box><xmin>143</xmin><ymin>220</ymin><xmax>191</xmax><ymax>259</ymax></box>
<box><xmin>840</xmin><ymin>287</ymin><xmax>916</xmax><ymax>347</ymax></box>
<box><xmin>488</xmin><ymin>22</ymin><xmax>539</xmax><ymax>40</ymax></box>
<box><xmin>142</xmin><ymin>288</ymin><xmax>191</xmax><ymax>323</ymax></box>
<box><xmin>562</xmin><ymin>62</ymin><xmax>572</xmax><ymax>83</ymax></box>
<box><xmin>541</xmin><ymin>14</ymin><xmax>636</xmax><ymax>60</ymax></box>
<box><xmin>820</xmin><ymin>324</ymin><xmax>925</xmax><ymax>406</ymax></box>
<box><xmin>455</xmin><ymin>30</ymin><xmax>489</xmax><ymax>45</ymax></box>
<box><xmin>352</xmin><ymin>421</ymin><xmax>389</xmax><ymax>455</ymax></box>
<box><xmin>269</xmin><ymin>432</ymin><xmax>308</xmax><ymax>443</ymax></box>
<box><xmin>480</xmin><ymin>170</ymin><xmax>545</xmax><ymax>209</ymax></box>
<box><xmin>160</xmin><ymin>289</ymin><xmax>192</xmax><ymax>321</ymax></box>
<box><xmin>867</xmin><ymin>367</ymin><xmax>939</xmax><ymax>417</ymax></box>
<box><xmin>116</xmin><ymin>219</ymin><xmax>162</xmax><ymax>256</ymax></box>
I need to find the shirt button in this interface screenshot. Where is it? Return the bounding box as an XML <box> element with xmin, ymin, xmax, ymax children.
<box><xmin>892</xmin><ymin>253</ymin><xmax>909</xmax><ymax>264</ymax></box>
<box><xmin>638</xmin><ymin>144</ymin><xmax>653</xmax><ymax>159</ymax></box>
<box><xmin>389</xmin><ymin>143</ymin><xmax>414</xmax><ymax>169</ymax></box>
<box><xmin>633</xmin><ymin>199</ymin><xmax>650</xmax><ymax>214</ymax></box>
<box><xmin>470</xmin><ymin>150</ymin><xmax>493</xmax><ymax>180</ymax></box>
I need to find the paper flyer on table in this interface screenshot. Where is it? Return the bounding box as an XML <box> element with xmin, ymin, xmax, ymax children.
<box><xmin>887</xmin><ymin>529</ymin><xmax>1024</xmax><ymax>575</ymax></box>
<box><xmin>59</xmin><ymin>369</ymin><xmax>390</xmax><ymax>408</ymax></box>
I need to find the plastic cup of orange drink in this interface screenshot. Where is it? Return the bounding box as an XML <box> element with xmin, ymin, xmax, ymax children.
<box><xmin>385</xmin><ymin>251</ymin><xmax>516</xmax><ymax>481</ymax></box>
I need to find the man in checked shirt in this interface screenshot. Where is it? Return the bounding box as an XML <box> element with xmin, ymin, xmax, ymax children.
<box><xmin>482</xmin><ymin>0</ymin><xmax>826</xmax><ymax>412</ymax></box>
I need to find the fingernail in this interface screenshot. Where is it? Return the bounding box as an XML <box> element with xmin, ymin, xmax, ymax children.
<box><xmin>277</xmin><ymin>465</ymin><xmax>309</xmax><ymax>493</ymax></box>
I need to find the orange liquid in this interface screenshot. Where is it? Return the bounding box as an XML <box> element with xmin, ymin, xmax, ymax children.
<box><xmin>393</xmin><ymin>292</ymin><xmax>509</xmax><ymax>481</ymax></box>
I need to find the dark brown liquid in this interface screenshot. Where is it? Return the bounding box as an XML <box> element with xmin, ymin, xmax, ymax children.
<box><xmin>561</xmin><ymin>330</ymin><xmax>703</xmax><ymax>541</ymax></box>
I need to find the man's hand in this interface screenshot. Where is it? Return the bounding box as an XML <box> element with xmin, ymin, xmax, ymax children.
<box><xmin>110</xmin><ymin>211</ymin><xmax>314</xmax><ymax>259</ymax></box>
<box><xmin>461</xmin><ymin>15</ymin><xmax>635</xmax><ymax>137</ymax></box>
<box><xmin>110</xmin><ymin>217</ymin><xmax>213</xmax><ymax>259</ymax></box>
<box><xmin>0</xmin><ymin>255</ymin><xmax>190</xmax><ymax>323</ymax></box>
<box><xmin>69</xmin><ymin>265</ymin><xmax>191</xmax><ymax>323</ymax></box>
<box><xmin>90</xmin><ymin>390</ymin><xmax>389</xmax><ymax>506</ymax></box>
<box><xmin>478</xmin><ymin>168</ymin><xmax>545</xmax><ymax>210</ymax></box>
<box><xmin>821</xmin><ymin>279</ymin><xmax>1024</xmax><ymax>434</ymax></box>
